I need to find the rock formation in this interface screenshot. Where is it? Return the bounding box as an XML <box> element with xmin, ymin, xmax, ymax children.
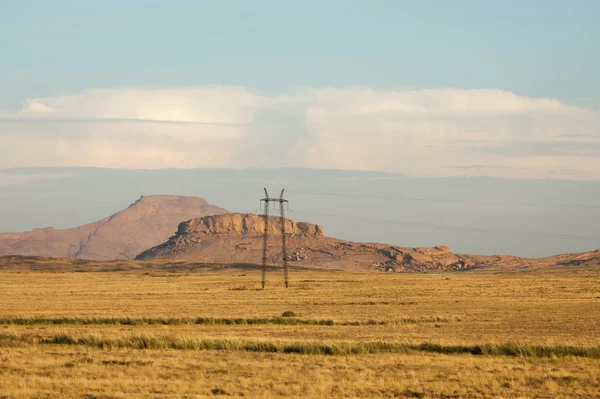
<box><xmin>137</xmin><ymin>212</ymin><xmax>595</xmax><ymax>272</ymax></box>
<box><xmin>178</xmin><ymin>213</ymin><xmax>323</xmax><ymax>237</ymax></box>
<box><xmin>2</xmin><ymin>201</ymin><xmax>598</xmax><ymax>272</ymax></box>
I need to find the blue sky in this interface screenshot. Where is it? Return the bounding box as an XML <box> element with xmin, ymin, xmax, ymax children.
<box><xmin>1</xmin><ymin>0</ymin><xmax>599</xmax><ymax>110</ymax></box>
<box><xmin>0</xmin><ymin>1</ymin><xmax>599</xmax><ymax>180</ymax></box>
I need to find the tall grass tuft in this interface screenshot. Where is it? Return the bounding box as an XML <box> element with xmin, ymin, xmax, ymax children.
<box><xmin>0</xmin><ymin>316</ymin><xmax>452</xmax><ymax>327</ymax></box>
<box><xmin>3</xmin><ymin>332</ymin><xmax>599</xmax><ymax>359</ymax></box>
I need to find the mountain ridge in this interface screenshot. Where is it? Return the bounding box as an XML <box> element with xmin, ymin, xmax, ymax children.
<box><xmin>0</xmin><ymin>195</ymin><xmax>227</xmax><ymax>260</ymax></box>
<box><xmin>137</xmin><ymin>213</ymin><xmax>600</xmax><ymax>272</ymax></box>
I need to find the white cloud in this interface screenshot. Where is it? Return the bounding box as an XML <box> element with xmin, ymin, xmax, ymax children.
<box><xmin>1</xmin><ymin>86</ymin><xmax>599</xmax><ymax>179</ymax></box>
<box><xmin>16</xmin><ymin>86</ymin><xmax>265</xmax><ymax>124</ymax></box>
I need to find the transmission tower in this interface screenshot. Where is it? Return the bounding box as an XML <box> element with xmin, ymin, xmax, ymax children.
<box><xmin>260</xmin><ymin>188</ymin><xmax>290</xmax><ymax>288</ymax></box>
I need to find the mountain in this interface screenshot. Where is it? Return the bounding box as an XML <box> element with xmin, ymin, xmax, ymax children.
<box><xmin>1</xmin><ymin>202</ymin><xmax>597</xmax><ymax>272</ymax></box>
<box><xmin>136</xmin><ymin>213</ymin><xmax>600</xmax><ymax>272</ymax></box>
<box><xmin>2</xmin><ymin>167</ymin><xmax>600</xmax><ymax>258</ymax></box>
<box><xmin>0</xmin><ymin>195</ymin><xmax>227</xmax><ymax>260</ymax></box>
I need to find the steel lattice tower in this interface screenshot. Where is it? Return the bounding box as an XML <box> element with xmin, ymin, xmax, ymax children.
<box><xmin>260</xmin><ymin>188</ymin><xmax>289</xmax><ymax>288</ymax></box>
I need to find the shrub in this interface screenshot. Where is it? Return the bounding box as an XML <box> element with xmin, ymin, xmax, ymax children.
<box><xmin>211</xmin><ymin>387</ymin><xmax>229</xmax><ymax>395</ymax></box>
<box><xmin>280</xmin><ymin>311</ymin><xmax>297</xmax><ymax>317</ymax></box>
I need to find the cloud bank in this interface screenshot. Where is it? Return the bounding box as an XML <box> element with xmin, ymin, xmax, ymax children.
<box><xmin>1</xmin><ymin>86</ymin><xmax>599</xmax><ymax>179</ymax></box>
<box><xmin>0</xmin><ymin>171</ymin><xmax>76</xmax><ymax>187</ymax></box>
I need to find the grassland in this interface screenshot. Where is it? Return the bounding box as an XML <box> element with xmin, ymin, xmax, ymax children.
<box><xmin>0</xmin><ymin>264</ymin><xmax>599</xmax><ymax>398</ymax></box>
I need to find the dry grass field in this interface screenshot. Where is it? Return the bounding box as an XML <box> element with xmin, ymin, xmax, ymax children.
<box><xmin>1</xmin><ymin>263</ymin><xmax>599</xmax><ymax>398</ymax></box>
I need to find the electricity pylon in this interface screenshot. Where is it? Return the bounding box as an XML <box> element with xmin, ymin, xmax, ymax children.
<box><xmin>260</xmin><ymin>188</ymin><xmax>289</xmax><ymax>288</ymax></box>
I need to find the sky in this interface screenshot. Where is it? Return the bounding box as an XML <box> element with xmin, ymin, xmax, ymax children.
<box><xmin>1</xmin><ymin>0</ymin><xmax>599</xmax><ymax>106</ymax></box>
<box><xmin>1</xmin><ymin>1</ymin><xmax>599</xmax><ymax>179</ymax></box>
<box><xmin>0</xmin><ymin>1</ymin><xmax>599</xmax><ymax>255</ymax></box>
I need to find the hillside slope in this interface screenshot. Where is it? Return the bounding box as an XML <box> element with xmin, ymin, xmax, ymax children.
<box><xmin>137</xmin><ymin>213</ymin><xmax>600</xmax><ymax>272</ymax></box>
<box><xmin>0</xmin><ymin>195</ymin><xmax>227</xmax><ymax>260</ymax></box>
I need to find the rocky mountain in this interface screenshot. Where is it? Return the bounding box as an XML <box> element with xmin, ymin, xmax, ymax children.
<box><xmin>1</xmin><ymin>204</ymin><xmax>597</xmax><ymax>272</ymax></box>
<box><xmin>0</xmin><ymin>195</ymin><xmax>227</xmax><ymax>260</ymax></box>
<box><xmin>136</xmin><ymin>213</ymin><xmax>600</xmax><ymax>272</ymax></box>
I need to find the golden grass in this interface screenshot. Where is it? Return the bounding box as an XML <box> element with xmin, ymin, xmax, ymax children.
<box><xmin>1</xmin><ymin>346</ymin><xmax>599</xmax><ymax>398</ymax></box>
<box><xmin>2</xmin><ymin>331</ymin><xmax>600</xmax><ymax>358</ymax></box>
<box><xmin>1</xmin><ymin>265</ymin><xmax>599</xmax><ymax>397</ymax></box>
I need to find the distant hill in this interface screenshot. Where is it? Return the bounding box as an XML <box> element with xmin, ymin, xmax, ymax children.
<box><xmin>0</xmin><ymin>195</ymin><xmax>227</xmax><ymax>260</ymax></box>
<box><xmin>2</xmin><ymin>167</ymin><xmax>599</xmax><ymax>258</ymax></box>
<box><xmin>136</xmin><ymin>213</ymin><xmax>600</xmax><ymax>272</ymax></box>
<box><xmin>1</xmin><ymin>203</ymin><xmax>598</xmax><ymax>272</ymax></box>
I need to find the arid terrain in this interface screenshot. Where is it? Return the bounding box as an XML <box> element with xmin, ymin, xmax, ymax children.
<box><xmin>137</xmin><ymin>213</ymin><xmax>600</xmax><ymax>273</ymax></box>
<box><xmin>0</xmin><ymin>260</ymin><xmax>599</xmax><ymax>398</ymax></box>
<box><xmin>0</xmin><ymin>195</ymin><xmax>227</xmax><ymax>260</ymax></box>
<box><xmin>3</xmin><ymin>0</ymin><xmax>599</xmax><ymax>397</ymax></box>
<box><xmin>2</xmin><ymin>197</ymin><xmax>598</xmax><ymax>273</ymax></box>
<box><xmin>1</xmin><ymin>197</ymin><xmax>599</xmax><ymax>397</ymax></box>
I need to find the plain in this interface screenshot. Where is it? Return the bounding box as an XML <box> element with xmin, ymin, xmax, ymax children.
<box><xmin>0</xmin><ymin>263</ymin><xmax>599</xmax><ymax>398</ymax></box>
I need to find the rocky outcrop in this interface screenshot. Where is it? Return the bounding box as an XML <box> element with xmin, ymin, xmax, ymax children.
<box><xmin>375</xmin><ymin>245</ymin><xmax>477</xmax><ymax>271</ymax></box>
<box><xmin>177</xmin><ymin>213</ymin><xmax>323</xmax><ymax>236</ymax></box>
<box><xmin>136</xmin><ymin>213</ymin><xmax>326</xmax><ymax>263</ymax></box>
<box><xmin>137</xmin><ymin>213</ymin><xmax>495</xmax><ymax>272</ymax></box>
<box><xmin>138</xmin><ymin>210</ymin><xmax>596</xmax><ymax>272</ymax></box>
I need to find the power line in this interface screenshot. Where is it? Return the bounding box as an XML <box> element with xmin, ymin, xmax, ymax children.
<box><xmin>286</xmin><ymin>190</ymin><xmax>600</xmax><ymax>210</ymax></box>
<box><xmin>289</xmin><ymin>209</ymin><xmax>600</xmax><ymax>242</ymax></box>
